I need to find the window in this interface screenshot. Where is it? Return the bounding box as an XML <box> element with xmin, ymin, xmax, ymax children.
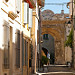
<box><xmin>22</xmin><ymin>37</ymin><xmax>24</xmax><ymax>66</ymax></box>
<box><xmin>29</xmin><ymin>59</ymin><xmax>32</xmax><ymax>67</ymax></box>
<box><xmin>22</xmin><ymin>36</ymin><xmax>28</xmax><ymax>66</ymax></box>
<box><xmin>43</xmin><ymin>34</ymin><xmax>49</xmax><ymax>40</ymax></box>
<box><xmin>16</xmin><ymin>0</ymin><xmax>21</xmax><ymax>13</ymax></box>
<box><xmin>25</xmin><ymin>40</ymin><xmax>28</xmax><ymax>66</ymax></box>
<box><xmin>15</xmin><ymin>29</ymin><xmax>20</xmax><ymax>68</ymax></box>
<box><xmin>4</xmin><ymin>25</ymin><xmax>10</xmax><ymax>69</ymax></box>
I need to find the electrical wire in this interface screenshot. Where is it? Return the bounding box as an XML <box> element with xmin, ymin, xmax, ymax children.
<box><xmin>45</xmin><ymin>2</ymin><xmax>68</xmax><ymax>5</ymax></box>
<box><xmin>45</xmin><ymin>2</ymin><xmax>68</xmax><ymax>10</ymax></box>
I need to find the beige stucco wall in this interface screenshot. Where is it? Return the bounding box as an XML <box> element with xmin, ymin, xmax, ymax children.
<box><xmin>0</xmin><ymin>0</ymin><xmax>41</xmax><ymax>75</ymax></box>
<box><xmin>69</xmin><ymin>0</ymin><xmax>72</xmax><ymax>17</ymax></box>
<box><xmin>0</xmin><ymin>50</ymin><xmax>3</xmax><ymax>75</ymax></box>
<box><xmin>0</xmin><ymin>1</ymin><xmax>22</xmax><ymax>75</ymax></box>
<box><xmin>65</xmin><ymin>46</ymin><xmax>72</xmax><ymax>63</ymax></box>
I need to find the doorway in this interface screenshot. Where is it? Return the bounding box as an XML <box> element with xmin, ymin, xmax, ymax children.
<box><xmin>42</xmin><ymin>34</ymin><xmax>55</xmax><ymax>64</ymax></box>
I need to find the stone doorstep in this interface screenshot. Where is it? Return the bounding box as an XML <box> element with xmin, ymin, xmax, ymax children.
<box><xmin>43</xmin><ymin>65</ymin><xmax>68</xmax><ymax>67</ymax></box>
<box><xmin>36</xmin><ymin>72</ymin><xmax>75</xmax><ymax>75</ymax></box>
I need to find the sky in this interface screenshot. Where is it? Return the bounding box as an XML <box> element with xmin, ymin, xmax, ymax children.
<box><xmin>42</xmin><ymin>0</ymin><xmax>70</xmax><ymax>14</ymax></box>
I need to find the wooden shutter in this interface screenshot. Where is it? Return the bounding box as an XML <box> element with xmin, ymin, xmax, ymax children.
<box><xmin>24</xmin><ymin>2</ymin><xmax>29</xmax><ymax>24</ymax></box>
<box><xmin>25</xmin><ymin>40</ymin><xmax>27</xmax><ymax>66</ymax></box>
<box><xmin>22</xmin><ymin>33</ymin><xmax>24</xmax><ymax>66</ymax></box>
<box><xmin>28</xmin><ymin>8</ymin><xmax>32</xmax><ymax>28</ymax></box>
<box><xmin>3</xmin><ymin>25</ymin><xmax>10</xmax><ymax>69</ymax></box>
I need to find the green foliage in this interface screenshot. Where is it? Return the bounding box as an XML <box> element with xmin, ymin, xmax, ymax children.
<box><xmin>41</xmin><ymin>56</ymin><xmax>49</xmax><ymax>66</ymax></box>
<box><xmin>65</xmin><ymin>28</ymin><xmax>73</xmax><ymax>48</ymax></box>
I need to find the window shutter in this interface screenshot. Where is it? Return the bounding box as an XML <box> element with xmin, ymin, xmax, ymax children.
<box><xmin>43</xmin><ymin>34</ymin><xmax>45</xmax><ymax>39</ymax></box>
<box><xmin>3</xmin><ymin>25</ymin><xmax>10</xmax><ymax>69</ymax></box>
<box><xmin>15</xmin><ymin>29</ymin><xmax>20</xmax><ymax>68</ymax></box>
<box><xmin>22</xmin><ymin>33</ymin><xmax>24</xmax><ymax>66</ymax></box>
<box><xmin>16</xmin><ymin>0</ymin><xmax>20</xmax><ymax>13</ymax></box>
<box><xmin>28</xmin><ymin>8</ymin><xmax>32</xmax><ymax>28</ymax></box>
<box><xmin>43</xmin><ymin>34</ymin><xmax>48</xmax><ymax>40</ymax></box>
<box><xmin>25</xmin><ymin>40</ymin><xmax>28</xmax><ymax>66</ymax></box>
<box><xmin>24</xmin><ymin>2</ymin><xmax>29</xmax><ymax>24</ymax></box>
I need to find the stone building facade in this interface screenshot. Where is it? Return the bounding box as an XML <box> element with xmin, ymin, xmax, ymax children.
<box><xmin>0</xmin><ymin>0</ymin><xmax>45</xmax><ymax>75</ymax></box>
<box><xmin>67</xmin><ymin>0</ymin><xmax>75</xmax><ymax>67</ymax></box>
<box><xmin>41</xmin><ymin>10</ymin><xmax>69</xmax><ymax>64</ymax></box>
<box><xmin>68</xmin><ymin>0</ymin><xmax>75</xmax><ymax>68</ymax></box>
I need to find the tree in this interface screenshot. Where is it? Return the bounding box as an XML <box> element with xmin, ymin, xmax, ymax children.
<box><xmin>65</xmin><ymin>28</ymin><xmax>73</xmax><ymax>48</ymax></box>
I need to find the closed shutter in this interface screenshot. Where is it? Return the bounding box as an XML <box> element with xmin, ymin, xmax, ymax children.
<box><xmin>15</xmin><ymin>29</ymin><xmax>20</xmax><ymax>68</ymax></box>
<box><xmin>25</xmin><ymin>40</ymin><xmax>27</xmax><ymax>66</ymax></box>
<box><xmin>24</xmin><ymin>2</ymin><xmax>29</xmax><ymax>24</ymax></box>
<box><xmin>25</xmin><ymin>40</ymin><xmax>28</xmax><ymax>66</ymax></box>
<box><xmin>22</xmin><ymin>32</ymin><xmax>24</xmax><ymax>66</ymax></box>
<box><xmin>28</xmin><ymin>8</ymin><xmax>32</xmax><ymax>28</ymax></box>
<box><xmin>3</xmin><ymin>25</ymin><xmax>10</xmax><ymax>69</ymax></box>
<box><xmin>16</xmin><ymin>0</ymin><xmax>21</xmax><ymax>13</ymax></box>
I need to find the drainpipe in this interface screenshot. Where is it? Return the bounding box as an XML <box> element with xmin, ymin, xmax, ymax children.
<box><xmin>38</xmin><ymin>7</ymin><xmax>41</xmax><ymax>71</ymax></box>
<box><xmin>73</xmin><ymin>0</ymin><xmax>75</xmax><ymax>68</ymax></box>
<box><xmin>38</xmin><ymin>6</ymin><xmax>43</xmax><ymax>71</ymax></box>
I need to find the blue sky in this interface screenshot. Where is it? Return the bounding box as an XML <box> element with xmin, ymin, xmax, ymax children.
<box><xmin>42</xmin><ymin>0</ymin><xmax>70</xmax><ymax>14</ymax></box>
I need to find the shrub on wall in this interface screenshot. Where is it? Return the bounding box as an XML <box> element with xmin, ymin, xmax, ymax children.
<box><xmin>65</xmin><ymin>28</ymin><xmax>73</xmax><ymax>49</ymax></box>
<box><xmin>41</xmin><ymin>56</ymin><xmax>49</xmax><ymax>66</ymax></box>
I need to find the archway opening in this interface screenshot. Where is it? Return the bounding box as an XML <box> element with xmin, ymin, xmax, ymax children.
<box><xmin>42</xmin><ymin>34</ymin><xmax>55</xmax><ymax>65</ymax></box>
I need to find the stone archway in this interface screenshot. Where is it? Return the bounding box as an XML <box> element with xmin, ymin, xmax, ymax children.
<box><xmin>41</xmin><ymin>27</ymin><xmax>65</xmax><ymax>64</ymax></box>
<box><xmin>41</xmin><ymin>10</ymin><xmax>68</xmax><ymax>64</ymax></box>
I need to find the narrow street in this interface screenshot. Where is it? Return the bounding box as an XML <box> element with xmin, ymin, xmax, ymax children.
<box><xmin>0</xmin><ymin>0</ymin><xmax>75</xmax><ymax>75</ymax></box>
<box><xmin>35</xmin><ymin>65</ymin><xmax>75</xmax><ymax>75</ymax></box>
<box><xmin>38</xmin><ymin>72</ymin><xmax>75</xmax><ymax>75</ymax></box>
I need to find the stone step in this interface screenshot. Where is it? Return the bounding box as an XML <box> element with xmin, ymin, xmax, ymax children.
<box><xmin>41</xmin><ymin>72</ymin><xmax>75</xmax><ymax>75</ymax></box>
<box><xmin>38</xmin><ymin>65</ymin><xmax>75</xmax><ymax>75</ymax></box>
<box><xmin>43</xmin><ymin>65</ymin><xmax>72</xmax><ymax>72</ymax></box>
<box><xmin>42</xmin><ymin>73</ymin><xmax>74</xmax><ymax>75</ymax></box>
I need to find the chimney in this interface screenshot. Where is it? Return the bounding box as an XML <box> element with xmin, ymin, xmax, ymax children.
<box><xmin>61</xmin><ymin>10</ymin><xmax>64</xmax><ymax>15</ymax></box>
<box><xmin>61</xmin><ymin>10</ymin><xmax>64</xmax><ymax>18</ymax></box>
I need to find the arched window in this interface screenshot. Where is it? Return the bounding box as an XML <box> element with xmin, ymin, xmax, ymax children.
<box><xmin>43</xmin><ymin>34</ymin><xmax>49</xmax><ymax>40</ymax></box>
